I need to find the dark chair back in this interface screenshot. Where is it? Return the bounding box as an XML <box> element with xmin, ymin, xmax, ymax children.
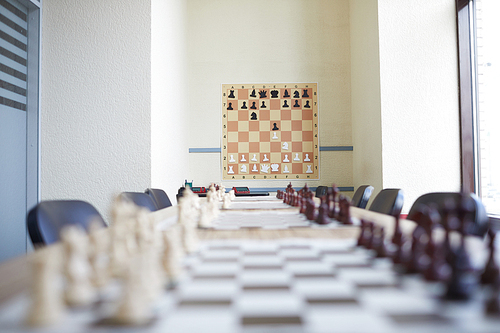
<box><xmin>368</xmin><ymin>189</ymin><xmax>404</xmax><ymax>216</ymax></box>
<box><xmin>351</xmin><ymin>185</ymin><xmax>374</xmax><ymax>209</ymax></box>
<box><xmin>407</xmin><ymin>192</ymin><xmax>488</xmax><ymax>237</ymax></box>
<box><xmin>315</xmin><ymin>186</ymin><xmax>328</xmax><ymax>198</ymax></box>
<box><xmin>27</xmin><ymin>200</ymin><xmax>106</xmax><ymax>246</ymax></box>
<box><xmin>119</xmin><ymin>192</ymin><xmax>158</xmax><ymax>212</ymax></box>
<box><xmin>145</xmin><ymin>188</ymin><xmax>172</xmax><ymax>209</ymax></box>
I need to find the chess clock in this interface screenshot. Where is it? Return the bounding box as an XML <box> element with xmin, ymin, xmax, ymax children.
<box><xmin>232</xmin><ymin>186</ymin><xmax>250</xmax><ymax>194</ymax></box>
<box><xmin>191</xmin><ymin>187</ymin><xmax>206</xmax><ymax>194</ymax></box>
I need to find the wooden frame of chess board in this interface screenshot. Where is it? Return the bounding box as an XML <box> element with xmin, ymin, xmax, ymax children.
<box><xmin>221</xmin><ymin>83</ymin><xmax>319</xmax><ymax>180</ymax></box>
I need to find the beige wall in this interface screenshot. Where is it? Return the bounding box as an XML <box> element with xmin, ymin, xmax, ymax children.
<box><xmin>41</xmin><ymin>0</ymin><xmax>152</xmax><ymax>222</ymax></box>
<box><xmin>185</xmin><ymin>0</ymin><xmax>353</xmax><ymax>193</ymax></box>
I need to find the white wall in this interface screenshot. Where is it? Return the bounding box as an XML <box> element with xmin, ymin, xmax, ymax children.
<box><xmin>151</xmin><ymin>0</ymin><xmax>189</xmax><ymax>203</ymax></box>
<box><xmin>378</xmin><ymin>0</ymin><xmax>461</xmax><ymax>212</ymax></box>
<box><xmin>185</xmin><ymin>0</ymin><xmax>353</xmax><ymax>193</ymax></box>
<box><xmin>41</xmin><ymin>0</ymin><xmax>152</xmax><ymax>222</ymax></box>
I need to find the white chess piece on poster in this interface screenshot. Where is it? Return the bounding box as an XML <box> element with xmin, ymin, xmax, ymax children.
<box><xmin>263</xmin><ymin>154</ymin><xmax>269</xmax><ymax>161</ymax></box>
<box><xmin>261</xmin><ymin>164</ymin><xmax>270</xmax><ymax>173</ymax></box>
<box><xmin>282</xmin><ymin>142</ymin><xmax>288</xmax><ymax>150</ymax></box>
<box><xmin>283</xmin><ymin>165</ymin><xmax>290</xmax><ymax>173</ymax></box>
<box><xmin>228</xmin><ymin>166</ymin><xmax>234</xmax><ymax>174</ymax></box>
<box><xmin>240</xmin><ymin>154</ymin><xmax>246</xmax><ymax>162</ymax></box>
<box><xmin>251</xmin><ymin>154</ymin><xmax>258</xmax><ymax>162</ymax></box>
<box><xmin>306</xmin><ymin>165</ymin><xmax>313</xmax><ymax>173</ymax></box>
<box><xmin>304</xmin><ymin>154</ymin><xmax>311</xmax><ymax>161</ymax></box>
<box><xmin>283</xmin><ymin>154</ymin><xmax>289</xmax><ymax>162</ymax></box>
<box><xmin>241</xmin><ymin>165</ymin><xmax>247</xmax><ymax>173</ymax></box>
<box><xmin>229</xmin><ymin>155</ymin><xmax>236</xmax><ymax>163</ymax></box>
<box><xmin>294</xmin><ymin>153</ymin><xmax>300</xmax><ymax>161</ymax></box>
<box><xmin>272</xmin><ymin>132</ymin><xmax>278</xmax><ymax>139</ymax></box>
<box><xmin>252</xmin><ymin>164</ymin><xmax>258</xmax><ymax>172</ymax></box>
<box><xmin>271</xmin><ymin>164</ymin><xmax>279</xmax><ymax>172</ymax></box>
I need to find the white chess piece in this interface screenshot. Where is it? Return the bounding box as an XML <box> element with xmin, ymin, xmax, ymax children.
<box><xmin>240</xmin><ymin>154</ymin><xmax>246</xmax><ymax>162</ymax></box>
<box><xmin>229</xmin><ymin>154</ymin><xmax>236</xmax><ymax>163</ymax></box>
<box><xmin>228</xmin><ymin>166</ymin><xmax>234</xmax><ymax>174</ymax></box>
<box><xmin>252</xmin><ymin>164</ymin><xmax>258</xmax><ymax>172</ymax></box>
<box><xmin>306</xmin><ymin>165</ymin><xmax>313</xmax><ymax>173</ymax></box>
<box><xmin>271</xmin><ymin>164</ymin><xmax>279</xmax><ymax>172</ymax></box>
<box><xmin>222</xmin><ymin>193</ymin><xmax>231</xmax><ymax>209</ymax></box>
<box><xmin>88</xmin><ymin>220</ymin><xmax>110</xmax><ymax>289</ymax></box>
<box><xmin>304</xmin><ymin>154</ymin><xmax>311</xmax><ymax>161</ymax></box>
<box><xmin>251</xmin><ymin>154</ymin><xmax>258</xmax><ymax>161</ymax></box>
<box><xmin>272</xmin><ymin>132</ymin><xmax>278</xmax><ymax>139</ymax></box>
<box><xmin>282</xmin><ymin>142</ymin><xmax>288</xmax><ymax>150</ymax></box>
<box><xmin>283</xmin><ymin>165</ymin><xmax>290</xmax><ymax>173</ymax></box>
<box><xmin>261</xmin><ymin>164</ymin><xmax>270</xmax><ymax>173</ymax></box>
<box><xmin>263</xmin><ymin>154</ymin><xmax>269</xmax><ymax>161</ymax></box>
<box><xmin>294</xmin><ymin>153</ymin><xmax>300</xmax><ymax>161</ymax></box>
<box><xmin>241</xmin><ymin>164</ymin><xmax>247</xmax><ymax>173</ymax></box>
<box><xmin>283</xmin><ymin>154</ymin><xmax>290</xmax><ymax>162</ymax></box>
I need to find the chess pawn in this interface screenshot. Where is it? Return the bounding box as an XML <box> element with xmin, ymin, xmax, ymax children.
<box><xmin>109</xmin><ymin>224</ymin><xmax>128</xmax><ymax>278</ymax></box>
<box><xmin>315</xmin><ymin>202</ymin><xmax>330</xmax><ymax>225</ymax></box>
<box><xmin>222</xmin><ymin>193</ymin><xmax>231</xmax><ymax>209</ymax></box>
<box><xmin>88</xmin><ymin>220</ymin><xmax>110</xmax><ymax>289</ymax></box>
<box><xmin>229</xmin><ymin>189</ymin><xmax>236</xmax><ymax>201</ymax></box>
<box><xmin>481</xmin><ymin>229</ymin><xmax>500</xmax><ymax>285</ymax></box>
<box><xmin>374</xmin><ymin>227</ymin><xmax>389</xmax><ymax>258</ymax></box>
<box><xmin>357</xmin><ymin>220</ymin><xmax>367</xmax><ymax>247</ymax></box>
<box><xmin>26</xmin><ymin>248</ymin><xmax>65</xmax><ymax>327</ymax></box>
<box><xmin>162</xmin><ymin>226</ymin><xmax>185</xmax><ymax>283</ymax></box>
<box><xmin>60</xmin><ymin>225</ymin><xmax>96</xmax><ymax>307</ymax></box>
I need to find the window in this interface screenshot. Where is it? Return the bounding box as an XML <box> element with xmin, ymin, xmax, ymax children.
<box><xmin>457</xmin><ymin>0</ymin><xmax>500</xmax><ymax>217</ymax></box>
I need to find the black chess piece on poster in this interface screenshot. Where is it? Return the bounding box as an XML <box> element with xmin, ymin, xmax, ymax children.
<box><xmin>272</xmin><ymin>123</ymin><xmax>279</xmax><ymax>130</ymax></box>
<box><xmin>251</xmin><ymin>112</ymin><xmax>258</xmax><ymax>120</ymax></box>
<box><xmin>227</xmin><ymin>102</ymin><xmax>233</xmax><ymax>110</ymax></box>
<box><xmin>241</xmin><ymin>101</ymin><xmax>247</xmax><ymax>109</ymax></box>
<box><xmin>283</xmin><ymin>90</ymin><xmax>290</xmax><ymax>98</ymax></box>
<box><xmin>270</xmin><ymin>90</ymin><xmax>279</xmax><ymax>98</ymax></box>
<box><xmin>250</xmin><ymin>89</ymin><xmax>256</xmax><ymax>97</ymax></box>
<box><xmin>228</xmin><ymin>90</ymin><xmax>235</xmax><ymax>98</ymax></box>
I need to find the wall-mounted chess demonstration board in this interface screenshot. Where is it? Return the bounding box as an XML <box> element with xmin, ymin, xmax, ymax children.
<box><xmin>222</xmin><ymin>83</ymin><xmax>319</xmax><ymax>180</ymax></box>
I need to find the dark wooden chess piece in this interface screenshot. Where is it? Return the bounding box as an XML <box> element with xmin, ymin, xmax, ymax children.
<box><xmin>270</xmin><ymin>90</ymin><xmax>279</xmax><ymax>98</ymax></box>
<box><xmin>375</xmin><ymin>226</ymin><xmax>389</xmax><ymax>258</ymax></box>
<box><xmin>485</xmin><ymin>281</ymin><xmax>500</xmax><ymax>316</ymax></box>
<box><xmin>293</xmin><ymin>90</ymin><xmax>300</xmax><ymax>98</ymax></box>
<box><xmin>305</xmin><ymin>196</ymin><xmax>316</xmax><ymax>221</ymax></box>
<box><xmin>328</xmin><ymin>185</ymin><xmax>339</xmax><ymax>220</ymax></box>
<box><xmin>316</xmin><ymin>201</ymin><xmax>330</xmax><ymax>225</ymax></box>
<box><xmin>365</xmin><ymin>222</ymin><xmax>375</xmax><ymax>250</ymax></box>
<box><xmin>304</xmin><ymin>101</ymin><xmax>311</xmax><ymax>108</ymax></box>
<box><xmin>481</xmin><ymin>229</ymin><xmax>499</xmax><ymax>285</ymax></box>
<box><xmin>302</xmin><ymin>89</ymin><xmax>309</xmax><ymax>98</ymax></box>
<box><xmin>338</xmin><ymin>195</ymin><xmax>352</xmax><ymax>225</ymax></box>
<box><xmin>241</xmin><ymin>101</ymin><xmax>247</xmax><ymax>109</ymax></box>
<box><xmin>283</xmin><ymin>89</ymin><xmax>290</xmax><ymax>98</ymax></box>
<box><xmin>228</xmin><ymin>90</ymin><xmax>235</xmax><ymax>98</ymax></box>
<box><xmin>423</xmin><ymin>206</ymin><xmax>451</xmax><ymax>281</ymax></box>
<box><xmin>357</xmin><ymin>220</ymin><xmax>367</xmax><ymax>247</ymax></box>
<box><xmin>293</xmin><ymin>100</ymin><xmax>300</xmax><ymax>108</ymax></box>
<box><xmin>405</xmin><ymin>224</ymin><xmax>427</xmax><ymax>274</ymax></box>
<box><xmin>300</xmin><ymin>195</ymin><xmax>307</xmax><ymax>214</ymax></box>
<box><xmin>272</xmin><ymin>123</ymin><xmax>279</xmax><ymax>130</ymax></box>
<box><xmin>250</xmin><ymin>112</ymin><xmax>257</xmax><ymax>120</ymax></box>
<box><xmin>227</xmin><ymin>102</ymin><xmax>233</xmax><ymax>110</ymax></box>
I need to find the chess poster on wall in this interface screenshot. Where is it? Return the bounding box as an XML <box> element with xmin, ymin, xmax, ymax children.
<box><xmin>221</xmin><ymin>83</ymin><xmax>319</xmax><ymax>180</ymax></box>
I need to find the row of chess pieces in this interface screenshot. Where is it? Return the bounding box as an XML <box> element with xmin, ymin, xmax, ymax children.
<box><xmin>279</xmin><ymin>184</ymin><xmax>500</xmax><ymax>316</ymax></box>
<box><xmin>277</xmin><ymin>183</ymin><xmax>353</xmax><ymax>225</ymax></box>
<box><xmin>25</xmin><ymin>185</ymin><xmax>234</xmax><ymax>327</ymax></box>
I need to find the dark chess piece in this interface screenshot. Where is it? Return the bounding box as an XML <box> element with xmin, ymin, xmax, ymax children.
<box><xmin>283</xmin><ymin>89</ymin><xmax>290</xmax><ymax>98</ymax></box>
<box><xmin>227</xmin><ymin>102</ymin><xmax>233</xmax><ymax>110</ymax></box>
<box><xmin>375</xmin><ymin>227</ymin><xmax>389</xmax><ymax>258</ymax></box>
<box><xmin>250</xmin><ymin>112</ymin><xmax>257</xmax><ymax>120</ymax></box>
<box><xmin>250</xmin><ymin>102</ymin><xmax>257</xmax><ymax>109</ymax></box>
<box><xmin>357</xmin><ymin>220</ymin><xmax>367</xmax><ymax>247</ymax></box>
<box><xmin>405</xmin><ymin>225</ymin><xmax>427</xmax><ymax>274</ymax></box>
<box><xmin>422</xmin><ymin>206</ymin><xmax>451</xmax><ymax>281</ymax></box>
<box><xmin>270</xmin><ymin>90</ymin><xmax>279</xmax><ymax>98</ymax></box>
<box><xmin>442</xmin><ymin>198</ymin><xmax>459</xmax><ymax>267</ymax></box>
<box><xmin>228</xmin><ymin>90</ymin><xmax>235</xmax><ymax>98</ymax></box>
<box><xmin>258</xmin><ymin>90</ymin><xmax>267</xmax><ymax>98</ymax></box>
<box><xmin>293</xmin><ymin>90</ymin><xmax>300</xmax><ymax>98</ymax></box>
<box><xmin>276</xmin><ymin>190</ymin><xmax>282</xmax><ymax>199</ymax></box>
<box><xmin>241</xmin><ymin>101</ymin><xmax>248</xmax><ymax>109</ymax></box>
<box><xmin>304</xmin><ymin>101</ymin><xmax>311</xmax><ymax>108</ymax></box>
<box><xmin>250</xmin><ymin>89</ymin><xmax>256</xmax><ymax>97</ymax></box>
<box><xmin>481</xmin><ymin>229</ymin><xmax>499</xmax><ymax>285</ymax></box>
<box><xmin>300</xmin><ymin>195</ymin><xmax>307</xmax><ymax>214</ymax></box>
<box><xmin>302</xmin><ymin>89</ymin><xmax>309</xmax><ymax>98</ymax></box>
<box><xmin>328</xmin><ymin>185</ymin><xmax>339</xmax><ymax>220</ymax></box>
<box><xmin>305</xmin><ymin>197</ymin><xmax>316</xmax><ymax>221</ymax></box>
<box><xmin>293</xmin><ymin>100</ymin><xmax>300</xmax><ymax>108</ymax></box>
<box><xmin>260</xmin><ymin>101</ymin><xmax>266</xmax><ymax>108</ymax></box>
<box><xmin>391</xmin><ymin>214</ymin><xmax>407</xmax><ymax>264</ymax></box>
<box><xmin>272</xmin><ymin>123</ymin><xmax>279</xmax><ymax>130</ymax></box>
<box><xmin>338</xmin><ymin>195</ymin><xmax>352</xmax><ymax>225</ymax></box>
<box><xmin>485</xmin><ymin>281</ymin><xmax>500</xmax><ymax>316</ymax></box>
<box><xmin>316</xmin><ymin>201</ymin><xmax>330</xmax><ymax>225</ymax></box>
<box><xmin>282</xmin><ymin>100</ymin><xmax>289</xmax><ymax>108</ymax></box>
<box><xmin>365</xmin><ymin>222</ymin><xmax>375</xmax><ymax>250</ymax></box>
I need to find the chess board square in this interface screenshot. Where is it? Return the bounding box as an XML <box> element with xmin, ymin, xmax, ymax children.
<box><xmin>248</xmin><ymin>89</ymin><xmax>258</xmax><ymax>99</ymax></box>
<box><xmin>260</xmin><ymin>109</ymin><xmax>270</xmax><ymax>120</ymax></box>
<box><xmin>285</xmin><ymin>262</ymin><xmax>336</xmax><ymax>277</ymax></box>
<box><xmin>239</xmin><ymin>100</ymin><xmax>249</xmax><ymax>110</ymax></box>
<box><xmin>270</xmin><ymin>142</ymin><xmax>281</xmax><ymax>152</ymax></box>
<box><xmin>227</xmin><ymin>143</ymin><xmax>238</xmax><ymax>153</ymax></box>
<box><xmin>302</xmin><ymin>131</ymin><xmax>313</xmax><ymax>141</ymax></box>
<box><xmin>226</xmin><ymin>101</ymin><xmax>237</xmax><ymax>110</ymax></box>
<box><xmin>302</xmin><ymin>142</ymin><xmax>313</xmax><ymax>151</ymax></box>
<box><xmin>238</xmin><ymin>88</ymin><xmax>248</xmax><ymax>99</ymax></box>
<box><xmin>248</xmin><ymin>101</ymin><xmax>258</xmax><ymax>110</ymax></box>
<box><xmin>242</xmin><ymin>255</ymin><xmax>284</xmax><ymax>268</ymax></box>
<box><xmin>281</xmin><ymin>248</ymin><xmax>320</xmax><ymax>260</ymax></box>
<box><xmin>226</xmin><ymin>88</ymin><xmax>238</xmax><ymax>99</ymax></box>
<box><xmin>281</xmin><ymin>152</ymin><xmax>292</xmax><ymax>163</ymax></box>
<box><xmin>281</xmin><ymin>120</ymin><xmax>291</xmax><ymax>131</ymax></box>
<box><xmin>238</xmin><ymin>142</ymin><xmax>249</xmax><ymax>152</ymax></box>
<box><xmin>303</xmin><ymin>99</ymin><xmax>312</xmax><ymax>109</ymax></box>
<box><xmin>241</xmin><ymin>242</ymin><xmax>279</xmax><ymax>253</ymax></box>
<box><xmin>257</xmin><ymin>88</ymin><xmax>269</xmax><ymax>99</ymax></box>
<box><xmin>258</xmin><ymin>100</ymin><xmax>269</xmax><ymax>110</ymax></box>
<box><xmin>238</xmin><ymin>121</ymin><xmax>249</xmax><ymax>132</ymax></box>
<box><xmin>303</xmin><ymin>109</ymin><xmax>314</xmax><ymax>120</ymax></box>
<box><xmin>238</xmin><ymin>132</ymin><xmax>249</xmax><ymax>142</ymax></box>
<box><xmin>338</xmin><ymin>268</ymin><xmax>398</xmax><ymax>288</ymax></box>
<box><xmin>291</xmin><ymin>131</ymin><xmax>302</xmax><ymax>142</ymax></box>
<box><xmin>178</xmin><ymin>280</ymin><xmax>239</xmax><ymax>305</ymax></box>
<box><xmin>292</xmin><ymin>120</ymin><xmax>302</xmax><ymax>131</ymax></box>
<box><xmin>250</xmin><ymin>163</ymin><xmax>259</xmax><ymax>173</ymax></box>
<box><xmin>282</xmin><ymin>163</ymin><xmax>291</xmax><ymax>173</ymax></box>
<box><xmin>270</xmin><ymin>120</ymin><xmax>280</xmax><ymax>131</ymax></box>
<box><xmin>270</xmin><ymin>153</ymin><xmax>281</xmax><ymax>163</ymax></box>
<box><xmin>302</xmin><ymin>152</ymin><xmax>313</xmax><ymax>162</ymax></box>
<box><xmin>259</xmin><ymin>121</ymin><xmax>269</xmax><ymax>131</ymax></box>
<box><xmin>249</xmin><ymin>121</ymin><xmax>259</xmax><ymax>131</ymax></box>
<box><xmin>292</xmin><ymin>89</ymin><xmax>301</xmax><ymax>98</ymax></box>
<box><xmin>226</xmin><ymin>164</ymin><xmax>238</xmax><ymax>175</ymax></box>
<box><xmin>281</xmin><ymin>131</ymin><xmax>292</xmax><ymax>141</ymax></box>
<box><xmin>270</xmin><ymin>99</ymin><xmax>280</xmax><ymax>110</ymax></box>
<box><xmin>239</xmin><ymin>270</ymin><xmax>292</xmax><ymax>289</ymax></box>
<box><xmin>248</xmin><ymin>132</ymin><xmax>259</xmax><ymax>142</ymax></box>
<box><xmin>228</xmin><ymin>111</ymin><xmax>238</xmax><ymax>121</ymax></box>
<box><xmin>281</xmin><ymin>88</ymin><xmax>291</xmax><ymax>97</ymax></box>
<box><xmin>238</xmin><ymin>110</ymin><xmax>248</xmax><ymax>121</ymax></box>
<box><xmin>239</xmin><ymin>153</ymin><xmax>249</xmax><ymax>162</ymax></box>
<box><xmin>281</xmin><ymin>99</ymin><xmax>291</xmax><ymax>109</ymax></box>
<box><xmin>248</xmin><ymin>153</ymin><xmax>259</xmax><ymax>162</ymax></box>
<box><xmin>227</xmin><ymin>132</ymin><xmax>238</xmax><ymax>142</ymax></box>
<box><xmin>322</xmin><ymin>253</ymin><xmax>371</xmax><ymax>268</ymax></box>
<box><xmin>259</xmin><ymin>131</ymin><xmax>270</xmax><ymax>142</ymax></box>
<box><xmin>303</xmin><ymin>163</ymin><xmax>314</xmax><ymax>174</ymax></box>
<box><xmin>237</xmin><ymin>292</ymin><xmax>302</xmax><ymax>318</ymax></box>
<box><xmin>281</xmin><ymin>110</ymin><xmax>291</xmax><ymax>120</ymax></box>
<box><xmin>291</xmin><ymin>99</ymin><xmax>301</xmax><ymax>109</ymax></box>
<box><xmin>302</xmin><ymin>120</ymin><xmax>313</xmax><ymax>131</ymax></box>
<box><xmin>291</xmin><ymin>110</ymin><xmax>302</xmax><ymax>120</ymax></box>
<box><xmin>249</xmin><ymin>142</ymin><xmax>259</xmax><ymax>153</ymax></box>
<box><xmin>239</xmin><ymin>164</ymin><xmax>249</xmax><ymax>173</ymax></box>
<box><xmin>302</xmin><ymin>88</ymin><xmax>312</xmax><ymax>98</ymax></box>
<box><xmin>259</xmin><ymin>150</ymin><xmax>270</xmax><ymax>161</ymax></box>
<box><xmin>292</xmin><ymin>142</ymin><xmax>302</xmax><ymax>152</ymax></box>
<box><xmin>292</xmin><ymin>163</ymin><xmax>303</xmax><ymax>174</ymax></box>
<box><xmin>270</xmin><ymin>110</ymin><xmax>280</xmax><ymax>120</ymax></box>
<box><xmin>227</xmin><ymin>121</ymin><xmax>238</xmax><ymax>132</ymax></box>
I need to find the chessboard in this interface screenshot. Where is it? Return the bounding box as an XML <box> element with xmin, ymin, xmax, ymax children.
<box><xmin>222</xmin><ymin>83</ymin><xmax>319</xmax><ymax>180</ymax></box>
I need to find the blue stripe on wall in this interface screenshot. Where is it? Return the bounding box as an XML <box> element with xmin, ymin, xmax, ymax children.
<box><xmin>189</xmin><ymin>146</ymin><xmax>354</xmax><ymax>153</ymax></box>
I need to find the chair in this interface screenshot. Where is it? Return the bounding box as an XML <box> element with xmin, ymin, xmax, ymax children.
<box><xmin>119</xmin><ymin>192</ymin><xmax>159</xmax><ymax>211</ymax></box>
<box><xmin>315</xmin><ymin>186</ymin><xmax>328</xmax><ymax>198</ymax></box>
<box><xmin>27</xmin><ymin>200</ymin><xmax>106</xmax><ymax>247</ymax></box>
<box><xmin>351</xmin><ymin>185</ymin><xmax>374</xmax><ymax>209</ymax></box>
<box><xmin>368</xmin><ymin>189</ymin><xmax>404</xmax><ymax>217</ymax></box>
<box><xmin>145</xmin><ymin>188</ymin><xmax>173</xmax><ymax>209</ymax></box>
<box><xmin>407</xmin><ymin>192</ymin><xmax>488</xmax><ymax>237</ymax></box>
